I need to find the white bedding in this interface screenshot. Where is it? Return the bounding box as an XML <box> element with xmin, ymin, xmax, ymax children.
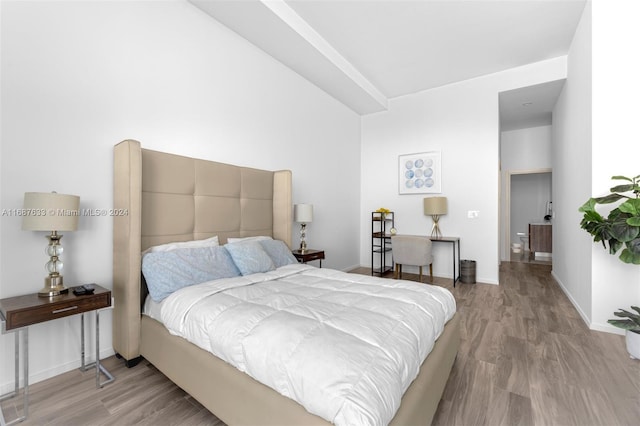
<box><xmin>160</xmin><ymin>264</ymin><xmax>456</xmax><ymax>426</ymax></box>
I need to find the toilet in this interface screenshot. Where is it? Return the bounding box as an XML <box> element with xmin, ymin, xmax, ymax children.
<box><xmin>517</xmin><ymin>232</ymin><xmax>529</xmax><ymax>251</ymax></box>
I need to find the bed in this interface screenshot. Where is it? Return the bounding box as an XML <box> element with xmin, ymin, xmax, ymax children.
<box><xmin>112</xmin><ymin>139</ymin><xmax>460</xmax><ymax>425</ymax></box>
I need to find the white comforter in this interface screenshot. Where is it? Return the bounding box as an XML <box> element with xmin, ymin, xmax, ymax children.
<box><xmin>161</xmin><ymin>264</ymin><xmax>456</xmax><ymax>426</ymax></box>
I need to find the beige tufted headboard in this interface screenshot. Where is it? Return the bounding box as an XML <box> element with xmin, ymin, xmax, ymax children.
<box><xmin>112</xmin><ymin>140</ymin><xmax>292</xmax><ymax>362</ymax></box>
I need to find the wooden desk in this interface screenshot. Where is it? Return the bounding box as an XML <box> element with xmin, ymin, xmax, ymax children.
<box><xmin>430</xmin><ymin>236</ymin><xmax>461</xmax><ymax>286</ymax></box>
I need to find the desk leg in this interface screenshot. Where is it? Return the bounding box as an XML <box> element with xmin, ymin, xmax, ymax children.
<box><xmin>0</xmin><ymin>327</ymin><xmax>28</xmax><ymax>425</ymax></box>
<box><xmin>79</xmin><ymin>312</ymin><xmax>115</xmax><ymax>388</ymax></box>
<box><xmin>452</xmin><ymin>242</ymin><xmax>456</xmax><ymax>287</ymax></box>
<box><xmin>453</xmin><ymin>239</ymin><xmax>461</xmax><ymax>286</ymax></box>
<box><xmin>22</xmin><ymin>329</ymin><xmax>27</xmax><ymax>420</ymax></box>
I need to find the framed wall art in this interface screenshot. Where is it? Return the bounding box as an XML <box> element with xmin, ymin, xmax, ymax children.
<box><xmin>398</xmin><ymin>151</ymin><xmax>442</xmax><ymax>194</ymax></box>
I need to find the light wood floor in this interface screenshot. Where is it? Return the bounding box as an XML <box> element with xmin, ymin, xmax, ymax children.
<box><xmin>2</xmin><ymin>262</ymin><xmax>638</xmax><ymax>425</ymax></box>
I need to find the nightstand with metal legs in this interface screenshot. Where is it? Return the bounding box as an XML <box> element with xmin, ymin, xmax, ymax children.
<box><xmin>0</xmin><ymin>284</ymin><xmax>114</xmax><ymax>424</ymax></box>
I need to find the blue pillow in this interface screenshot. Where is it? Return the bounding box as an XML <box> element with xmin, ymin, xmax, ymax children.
<box><xmin>225</xmin><ymin>241</ymin><xmax>276</xmax><ymax>276</ymax></box>
<box><xmin>142</xmin><ymin>246</ymin><xmax>240</xmax><ymax>302</ymax></box>
<box><xmin>259</xmin><ymin>239</ymin><xmax>298</xmax><ymax>268</ymax></box>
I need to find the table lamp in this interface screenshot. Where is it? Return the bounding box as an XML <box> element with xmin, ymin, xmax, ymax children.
<box><xmin>294</xmin><ymin>204</ymin><xmax>313</xmax><ymax>253</ymax></box>
<box><xmin>22</xmin><ymin>192</ymin><xmax>80</xmax><ymax>297</ymax></box>
<box><xmin>424</xmin><ymin>196</ymin><xmax>447</xmax><ymax>239</ymax></box>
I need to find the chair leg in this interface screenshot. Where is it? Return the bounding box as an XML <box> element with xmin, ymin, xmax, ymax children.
<box><xmin>398</xmin><ymin>264</ymin><xmax>402</xmax><ymax>279</ymax></box>
<box><xmin>429</xmin><ymin>264</ymin><xmax>433</xmax><ymax>280</ymax></box>
<box><xmin>394</xmin><ymin>264</ymin><xmax>398</xmax><ymax>279</ymax></box>
<box><xmin>418</xmin><ymin>266</ymin><xmax>423</xmax><ymax>283</ymax></box>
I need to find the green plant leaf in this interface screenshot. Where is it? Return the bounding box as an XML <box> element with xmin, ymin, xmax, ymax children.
<box><xmin>594</xmin><ymin>193</ymin><xmax>625</xmax><ymax>204</ymax></box>
<box><xmin>619</xmin><ymin>198</ymin><xmax>640</xmax><ymax>216</ymax></box>
<box><xmin>610</xmin><ymin>306</ymin><xmax>640</xmax><ymax>328</ymax></box>
<box><xmin>628</xmin><ymin>217</ymin><xmax>640</xmax><ymax>226</ymax></box>
<box><xmin>607</xmin><ymin>319</ymin><xmax>640</xmax><ymax>331</ymax></box>
<box><xmin>618</xmin><ymin>228</ymin><xmax>640</xmax><ymax>262</ymax></box>
<box><xmin>611</xmin><ymin>175</ymin><xmax>633</xmax><ymax>182</ymax></box>
<box><xmin>619</xmin><ymin>247</ymin><xmax>640</xmax><ymax>264</ymax></box>
<box><xmin>609</xmin><ymin>220</ymin><xmax>639</xmax><ymax>242</ymax></box>
<box><xmin>609</xmin><ymin>238</ymin><xmax>623</xmax><ymax>254</ymax></box>
<box><xmin>625</xmin><ymin>237</ymin><xmax>640</xmax><ymax>254</ymax></box>
<box><xmin>609</xmin><ymin>184</ymin><xmax>636</xmax><ymax>194</ymax></box>
<box><xmin>578</xmin><ymin>198</ymin><xmax>597</xmax><ymax>213</ymax></box>
<box><xmin>580</xmin><ymin>210</ymin><xmax>604</xmax><ymax>225</ymax></box>
<box><xmin>582</xmin><ymin>220</ymin><xmax>610</xmax><ymax>248</ymax></box>
<box><xmin>613</xmin><ymin>309</ymin><xmax>640</xmax><ymax>322</ymax></box>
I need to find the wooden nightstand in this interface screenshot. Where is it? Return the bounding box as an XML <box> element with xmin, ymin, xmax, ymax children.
<box><xmin>0</xmin><ymin>284</ymin><xmax>114</xmax><ymax>424</ymax></box>
<box><xmin>292</xmin><ymin>249</ymin><xmax>325</xmax><ymax>268</ymax></box>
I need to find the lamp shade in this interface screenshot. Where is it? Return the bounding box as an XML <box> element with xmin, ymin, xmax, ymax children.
<box><xmin>22</xmin><ymin>192</ymin><xmax>80</xmax><ymax>232</ymax></box>
<box><xmin>423</xmin><ymin>197</ymin><xmax>447</xmax><ymax>216</ymax></box>
<box><xmin>294</xmin><ymin>204</ymin><xmax>313</xmax><ymax>223</ymax></box>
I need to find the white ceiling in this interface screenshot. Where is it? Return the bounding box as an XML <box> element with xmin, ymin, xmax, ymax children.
<box><xmin>189</xmin><ymin>0</ymin><xmax>586</xmax><ymax>127</ymax></box>
<box><xmin>499</xmin><ymin>79</ymin><xmax>566</xmax><ymax>131</ymax></box>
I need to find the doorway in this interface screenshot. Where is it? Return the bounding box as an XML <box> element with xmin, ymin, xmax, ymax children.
<box><xmin>505</xmin><ymin>170</ymin><xmax>552</xmax><ymax>264</ymax></box>
<box><xmin>498</xmin><ymin>80</ymin><xmax>564</xmax><ymax>265</ymax></box>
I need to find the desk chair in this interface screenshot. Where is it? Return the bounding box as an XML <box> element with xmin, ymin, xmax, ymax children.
<box><xmin>391</xmin><ymin>235</ymin><xmax>433</xmax><ymax>283</ymax></box>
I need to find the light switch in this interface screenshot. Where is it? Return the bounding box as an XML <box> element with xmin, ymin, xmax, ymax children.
<box><xmin>467</xmin><ymin>210</ymin><xmax>479</xmax><ymax>219</ymax></box>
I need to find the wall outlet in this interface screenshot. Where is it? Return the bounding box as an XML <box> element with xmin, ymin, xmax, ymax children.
<box><xmin>467</xmin><ymin>210</ymin><xmax>479</xmax><ymax>219</ymax></box>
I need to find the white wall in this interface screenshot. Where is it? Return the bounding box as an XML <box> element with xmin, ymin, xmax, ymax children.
<box><xmin>590</xmin><ymin>0</ymin><xmax>640</xmax><ymax>332</ymax></box>
<box><xmin>551</xmin><ymin>2</ymin><xmax>593</xmax><ymax>324</ymax></box>
<box><xmin>360</xmin><ymin>58</ymin><xmax>567</xmax><ymax>285</ymax></box>
<box><xmin>501</xmin><ymin>125</ymin><xmax>553</xmax><ymax>171</ymax></box>
<box><xmin>552</xmin><ymin>1</ymin><xmax>640</xmax><ymax>334</ymax></box>
<box><xmin>0</xmin><ymin>0</ymin><xmax>361</xmax><ymax>390</ymax></box>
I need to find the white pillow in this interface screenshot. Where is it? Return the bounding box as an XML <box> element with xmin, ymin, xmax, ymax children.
<box><xmin>141</xmin><ymin>236</ymin><xmax>219</xmax><ymax>255</ymax></box>
<box><xmin>227</xmin><ymin>236</ymin><xmax>272</xmax><ymax>244</ymax></box>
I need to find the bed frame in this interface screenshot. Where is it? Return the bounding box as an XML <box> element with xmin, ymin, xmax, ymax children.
<box><xmin>112</xmin><ymin>139</ymin><xmax>460</xmax><ymax>425</ymax></box>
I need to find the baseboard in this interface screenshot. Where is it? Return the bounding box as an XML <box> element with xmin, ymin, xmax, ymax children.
<box><xmin>550</xmin><ymin>270</ymin><xmax>624</xmax><ymax>336</ymax></box>
<box><xmin>476</xmin><ymin>277</ymin><xmax>499</xmax><ymax>285</ymax></box>
<box><xmin>590</xmin><ymin>321</ymin><xmax>626</xmax><ymax>336</ymax></box>
<box><xmin>0</xmin><ymin>347</ymin><xmax>115</xmax><ymax>395</ymax></box>
<box><xmin>341</xmin><ymin>264</ymin><xmax>362</xmax><ymax>273</ymax></box>
<box><xmin>550</xmin><ymin>269</ymin><xmax>591</xmax><ymax>326</ymax></box>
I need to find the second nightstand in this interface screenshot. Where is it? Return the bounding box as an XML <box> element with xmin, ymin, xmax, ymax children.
<box><xmin>292</xmin><ymin>249</ymin><xmax>325</xmax><ymax>268</ymax></box>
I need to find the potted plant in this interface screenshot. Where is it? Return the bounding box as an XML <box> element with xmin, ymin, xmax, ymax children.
<box><xmin>579</xmin><ymin>174</ymin><xmax>640</xmax><ymax>359</ymax></box>
<box><xmin>375</xmin><ymin>207</ymin><xmax>391</xmax><ymax>220</ymax></box>
<box><xmin>608</xmin><ymin>307</ymin><xmax>640</xmax><ymax>359</ymax></box>
<box><xmin>578</xmin><ymin>174</ymin><xmax>640</xmax><ymax>264</ymax></box>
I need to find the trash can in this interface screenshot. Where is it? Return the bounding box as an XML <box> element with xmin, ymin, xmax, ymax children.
<box><xmin>460</xmin><ymin>260</ymin><xmax>476</xmax><ymax>284</ymax></box>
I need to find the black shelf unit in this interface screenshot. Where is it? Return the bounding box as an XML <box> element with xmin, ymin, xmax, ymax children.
<box><xmin>371</xmin><ymin>211</ymin><xmax>394</xmax><ymax>275</ymax></box>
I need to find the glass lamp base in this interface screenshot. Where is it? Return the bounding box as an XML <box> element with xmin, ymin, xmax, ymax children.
<box><xmin>38</xmin><ymin>275</ymin><xmax>67</xmax><ymax>297</ymax></box>
<box><xmin>299</xmin><ymin>223</ymin><xmax>308</xmax><ymax>253</ymax></box>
